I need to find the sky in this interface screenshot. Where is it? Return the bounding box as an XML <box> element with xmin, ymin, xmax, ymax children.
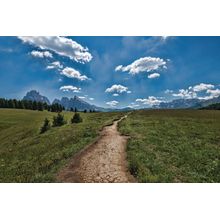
<box><xmin>0</xmin><ymin>36</ymin><xmax>220</xmax><ymax>108</ymax></box>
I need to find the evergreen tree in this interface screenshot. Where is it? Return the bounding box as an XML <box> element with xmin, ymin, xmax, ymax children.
<box><xmin>52</xmin><ymin>113</ymin><xmax>66</xmax><ymax>127</ymax></box>
<box><xmin>13</xmin><ymin>99</ymin><xmax>18</xmax><ymax>108</ymax></box>
<box><xmin>40</xmin><ymin>118</ymin><xmax>50</xmax><ymax>134</ymax></box>
<box><xmin>71</xmin><ymin>113</ymin><xmax>83</xmax><ymax>123</ymax></box>
<box><xmin>84</xmin><ymin>109</ymin><xmax>87</xmax><ymax>113</ymax></box>
<box><xmin>37</xmin><ymin>102</ymin><xmax>43</xmax><ymax>111</ymax></box>
<box><xmin>33</xmin><ymin>101</ymin><xmax>37</xmax><ymax>110</ymax></box>
<box><xmin>8</xmin><ymin>99</ymin><xmax>15</xmax><ymax>108</ymax></box>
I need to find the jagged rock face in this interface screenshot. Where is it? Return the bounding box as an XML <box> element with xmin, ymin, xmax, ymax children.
<box><xmin>53</xmin><ymin>96</ymin><xmax>97</xmax><ymax>111</ymax></box>
<box><xmin>23</xmin><ymin>90</ymin><xmax>50</xmax><ymax>105</ymax></box>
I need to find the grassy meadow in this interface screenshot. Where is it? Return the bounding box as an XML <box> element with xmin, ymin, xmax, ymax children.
<box><xmin>0</xmin><ymin>109</ymin><xmax>124</xmax><ymax>182</ymax></box>
<box><xmin>119</xmin><ymin>110</ymin><xmax>220</xmax><ymax>183</ymax></box>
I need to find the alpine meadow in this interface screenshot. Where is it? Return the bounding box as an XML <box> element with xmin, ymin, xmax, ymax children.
<box><xmin>0</xmin><ymin>36</ymin><xmax>220</xmax><ymax>183</ymax></box>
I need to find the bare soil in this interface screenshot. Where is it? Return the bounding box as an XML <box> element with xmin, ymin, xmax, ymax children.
<box><xmin>57</xmin><ymin>115</ymin><xmax>135</xmax><ymax>183</ymax></box>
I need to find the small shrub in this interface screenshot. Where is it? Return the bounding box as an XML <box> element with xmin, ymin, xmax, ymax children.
<box><xmin>40</xmin><ymin>118</ymin><xmax>50</xmax><ymax>134</ymax></box>
<box><xmin>52</xmin><ymin>113</ymin><xmax>66</xmax><ymax>127</ymax></box>
<box><xmin>71</xmin><ymin>113</ymin><xmax>83</xmax><ymax>123</ymax></box>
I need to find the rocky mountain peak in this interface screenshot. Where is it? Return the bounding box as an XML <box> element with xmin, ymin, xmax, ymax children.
<box><xmin>23</xmin><ymin>90</ymin><xmax>50</xmax><ymax>105</ymax></box>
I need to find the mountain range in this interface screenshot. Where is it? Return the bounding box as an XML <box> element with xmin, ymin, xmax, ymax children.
<box><xmin>23</xmin><ymin>90</ymin><xmax>220</xmax><ymax>111</ymax></box>
<box><xmin>23</xmin><ymin>90</ymin><xmax>132</xmax><ymax>112</ymax></box>
<box><xmin>157</xmin><ymin>96</ymin><xmax>220</xmax><ymax>109</ymax></box>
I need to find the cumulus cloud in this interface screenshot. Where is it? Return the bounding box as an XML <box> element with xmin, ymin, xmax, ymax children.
<box><xmin>47</xmin><ymin>61</ymin><xmax>63</xmax><ymax>70</ymax></box>
<box><xmin>127</xmin><ymin>91</ymin><xmax>132</xmax><ymax>94</ymax></box>
<box><xmin>79</xmin><ymin>96</ymin><xmax>86</xmax><ymax>99</ymax></box>
<box><xmin>89</xmin><ymin>98</ymin><xmax>94</xmax><ymax>101</ymax></box>
<box><xmin>106</xmin><ymin>100</ymin><xmax>119</xmax><ymax>107</ymax></box>
<box><xmin>18</xmin><ymin>36</ymin><xmax>92</xmax><ymax>63</ymax></box>
<box><xmin>148</xmin><ymin>73</ymin><xmax>160</xmax><ymax>79</ymax></box>
<box><xmin>164</xmin><ymin>89</ymin><xmax>173</xmax><ymax>94</ymax></box>
<box><xmin>61</xmin><ymin>67</ymin><xmax>89</xmax><ymax>81</ymax></box>
<box><xmin>127</xmin><ymin>103</ymin><xmax>140</xmax><ymax>108</ymax></box>
<box><xmin>105</xmin><ymin>84</ymin><xmax>128</xmax><ymax>93</ymax></box>
<box><xmin>172</xmin><ymin>89</ymin><xmax>197</xmax><ymax>99</ymax></box>
<box><xmin>115</xmin><ymin>65</ymin><xmax>123</xmax><ymax>71</ymax></box>
<box><xmin>192</xmin><ymin>83</ymin><xmax>214</xmax><ymax>92</ymax></box>
<box><xmin>115</xmin><ymin>56</ymin><xmax>167</xmax><ymax>75</ymax></box>
<box><xmin>113</xmin><ymin>93</ymin><xmax>119</xmax><ymax>97</ymax></box>
<box><xmin>60</xmin><ymin>85</ymin><xmax>81</xmax><ymax>93</ymax></box>
<box><xmin>165</xmin><ymin>83</ymin><xmax>219</xmax><ymax>101</ymax></box>
<box><xmin>136</xmin><ymin>96</ymin><xmax>163</xmax><ymax>106</ymax></box>
<box><xmin>31</xmin><ymin>50</ymin><xmax>53</xmax><ymax>58</ymax></box>
<box><xmin>161</xmin><ymin>36</ymin><xmax>171</xmax><ymax>41</ymax></box>
<box><xmin>206</xmin><ymin>89</ymin><xmax>220</xmax><ymax>97</ymax></box>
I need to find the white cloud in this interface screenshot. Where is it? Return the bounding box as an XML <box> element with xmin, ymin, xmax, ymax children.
<box><xmin>106</xmin><ymin>100</ymin><xmax>119</xmax><ymax>107</ymax></box>
<box><xmin>206</xmin><ymin>89</ymin><xmax>220</xmax><ymax>97</ymax></box>
<box><xmin>127</xmin><ymin>103</ymin><xmax>140</xmax><ymax>108</ymax></box>
<box><xmin>105</xmin><ymin>84</ymin><xmax>128</xmax><ymax>93</ymax></box>
<box><xmin>113</xmin><ymin>93</ymin><xmax>119</xmax><ymax>97</ymax></box>
<box><xmin>60</xmin><ymin>85</ymin><xmax>81</xmax><ymax>93</ymax></box>
<box><xmin>79</xmin><ymin>96</ymin><xmax>86</xmax><ymax>99</ymax></box>
<box><xmin>127</xmin><ymin>90</ymin><xmax>132</xmax><ymax>94</ymax></box>
<box><xmin>115</xmin><ymin>56</ymin><xmax>167</xmax><ymax>75</ymax></box>
<box><xmin>61</xmin><ymin>67</ymin><xmax>89</xmax><ymax>81</ymax></box>
<box><xmin>148</xmin><ymin>72</ymin><xmax>160</xmax><ymax>79</ymax></box>
<box><xmin>198</xmin><ymin>96</ymin><xmax>214</xmax><ymax>100</ymax></box>
<box><xmin>164</xmin><ymin>89</ymin><xmax>173</xmax><ymax>94</ymax></box>
<box><xmin>192</xmin><ymin>83</ymin><xmax>214</xmax><ymax>92</ymax></box>
<box><xmin>136</xmin><ymin>96</ymin><xmax>163</xmax><ymax>106</ymax></box>
<box><xmin>89</xmin><ymin>97</ymin><xmax>94</xmax><ymax>101</ymax></box>
<box><xmin>166</xmin><ymin>83</ymin><xmax>219</xmax><ymax>101</ymax></box>
<box><xmin>161</xmin><ymin>36</ymin><xmax>170</xmax><ymax>41</ymax></box>
<box><xmin>31</xmin><ymin>50</ymin><xmax>53</xmax><ymax>58</ymax></box>
<box><xmin>172</xmin><ymin>89</ymin><xmax>197</xmax><ymax>99</ymax></box>
<box><xmin>115</xmin><ymin>65</ymin><xmax>123</xmax><ymax>71</ymax></box>
<box><xmin>18</xmin><ymin>36</ymin><xmax>92</xmax><ymax>63</ymax></box>
<box><xmin>47</xmin><ymin>61</ymin><xmax>63</xmax><ymax>70</ymax></box>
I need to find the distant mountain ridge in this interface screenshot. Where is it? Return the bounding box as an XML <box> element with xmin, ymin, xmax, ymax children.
<box><xmin>53</xmin><ymin>96</ymin><xmax>99</xmax><ymax>111</ymax></box>
<box><xmin>23</xmin><ymin>90</ymin><xmax>220</xmax><ymax>111</ymax></box>
<box><xmin>23</xmin><ymin>90</ymin><xmax>50</xmax><ymax>105</ymax></box>
<box><xmin>23</xmin><ymin>90</ymin><xmax>132</xmax><ymax>112</ymax></box>
<box><xmin>157</xmin><ymin>95</ymin><xmax>220</xmax><ymax>109</ymax></box>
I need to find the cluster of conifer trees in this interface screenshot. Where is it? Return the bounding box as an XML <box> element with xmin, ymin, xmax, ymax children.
<box><xmin>0</xmin><ymin>98</ymin><xmax>64</xmax><ymax>112</ymax></box>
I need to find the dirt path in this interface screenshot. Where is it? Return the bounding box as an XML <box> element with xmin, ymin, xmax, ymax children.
<box><xmin>57</xmin><ymin>115</ymin><xmax>135</xmax><ymax>183</ymax></box>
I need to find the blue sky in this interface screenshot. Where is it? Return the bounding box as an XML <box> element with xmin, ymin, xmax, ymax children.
<box><xmin>0</xmin><ymin>36</ymin><xmax>220</xmax><ymax>108</ymax></box>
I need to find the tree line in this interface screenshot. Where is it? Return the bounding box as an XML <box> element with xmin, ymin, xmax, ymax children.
<box><xmin>0</xmin><ymin>98</ymin><xmax>64</xmax><ymax>112</ymax></box>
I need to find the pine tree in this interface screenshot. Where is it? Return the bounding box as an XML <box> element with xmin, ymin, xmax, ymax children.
<box><xmin>71</xmin><ymin>113</ymin><xmax>83</xmax><ymax>123</ymax></box>
<box><xmin>52</xmin><ymin>113</ymin><xmax>66</xmax><ymax>127</ymax></box>
<box><xmin>40</xmin><ymin>118</ymin><xmax>50</xmax><ymax>134</ymax></box>
<box><xmin>8</xmin><ymin>99</ymin><xmax>15</xmax><ymax>108</ymax></box>
<box><xmin>37</xmin><ymin>102</ymin><xmax>43</xmax><ymax>111</ymax></box>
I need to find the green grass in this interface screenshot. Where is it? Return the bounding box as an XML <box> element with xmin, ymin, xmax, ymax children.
<box><xmin>0</xmin><ymin>109</ymin><xmax>124</xmax><ymax>182</ymax></box>
<box><xmin>118</xmin><ymin>110</ymin><xmax>220</xmax><ymax>183</ymax></box>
